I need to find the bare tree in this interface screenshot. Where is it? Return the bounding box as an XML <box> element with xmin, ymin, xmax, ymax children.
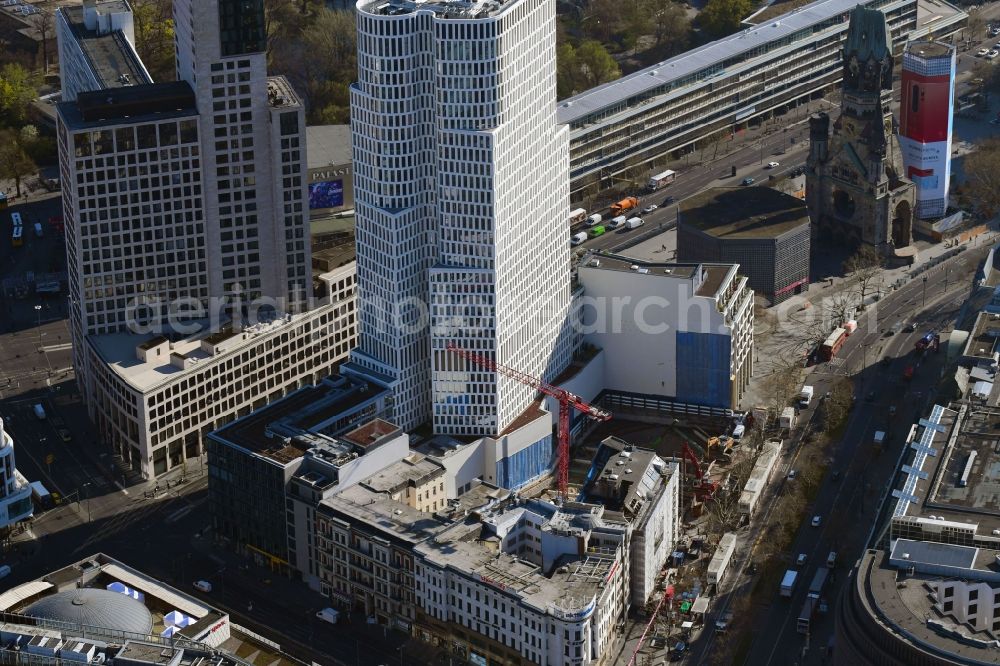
<box><xmin>843</xmin><ymin>245</ymin><xmax>884</xmax><ymax>305</ymax></box>
<box><xmin>964</xmin><ymin>137</ymin><xmax>1000</xmax><ymax>218</ymax></box>
<box><xmin>32</xmin><ymin>6</ymin><xmax>54</xmax><ymax>72</ymax></box>
<box><xmin>822</xmin><ymin>376</ymin><xmax>853</xmax><ymax>434</ymax></box>
<box><xmin>0</xmin><ymin>127</ymin><xmax>37</xmax><ymax>197</ymax></box>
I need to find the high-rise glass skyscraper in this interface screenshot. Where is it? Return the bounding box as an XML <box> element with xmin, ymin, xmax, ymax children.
<box><xmin>350</xmin><ymin>0</ymin><xmax>572</xmax><ymax>435</ymax></box>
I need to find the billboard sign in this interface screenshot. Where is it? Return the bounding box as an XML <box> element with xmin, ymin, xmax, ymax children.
<box><xmin>308</xmin><ymin>179</ymin><xmax>344</xmax><ymax>210</ymax></box>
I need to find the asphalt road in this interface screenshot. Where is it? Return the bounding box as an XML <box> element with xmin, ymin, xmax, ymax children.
<box><xmin>736</xmin><ymin>245</ymin><xmax>988</xmax><ymax>666</ymax></box>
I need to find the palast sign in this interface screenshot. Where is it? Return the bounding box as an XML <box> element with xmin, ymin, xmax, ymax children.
<box><xmin>310</xmin><ymin>166</ymin><xmax>351</xmax><ymax>182</ymax></box>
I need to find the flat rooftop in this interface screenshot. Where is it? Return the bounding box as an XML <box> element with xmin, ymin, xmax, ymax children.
<box><xmin>358</xmin><ymin>0</ymin><xmax>519</xmax><ymax>19</ymax></box>
<box><xmin>906</xmin><ymin>40</ymin><xmax>954</xmax><ymax>59</ymax></box>
<box><xmin>306</xmin><ymin>124</ymin><xmax>352</xmax><ymax>170</ymax></box>
<box><xmin>362</xmin><ymin>453</ymin><xmax>443</xmax><ymax>494</ymax></box>
<box><xmin>859</xmin><ymin>550</ymin><xmax>1000</xmax><ymax>664</ymax></box>
<box><xmin>582</xmin><ymin>254</ymin><xmax>737</xmax><ymax>298</ymax></box>
<box><xmin>419</xmin><ymin>520</ymin><xmax>616</xmax><ymax>615</ymax></box>
<box><xmin>678</xmin><ymin>187</ymin><xmax>810</xmax><ymax>240</ymax></box>
<box><xmin>319</xmin><ymin>484</ymin><xmax>448</xmax><ymax>546</ymax></box>
<box><xmin>965</xmin><ymin>311</ymin><xmax>1000</xmax><ymax>360</ymax></box>
<box><xmin>584</xmin><ymin>438</ymin><xmax>671</xmax><ymax>518</ymax></box>
<box><xmin>210</xmin><ymin>375</ymin><xmax>388</xmax><ymax>464</ymax></box>
<box><xmin>893</xmin><ymin>404</ymin><xmax>1000</xmax><ymax>537</ymax></box>
<box><xmin>60</xmin><ymin>4</ymin><xmax>150</xmax><ymax>91</ymax></box>
<box><xmin>266</xmin><ymin>75</ymin><xmax>302</xmax><ymax>109</ymax></box>
<box><xmin>88</xmin><ymin>311</ymin><xmax>316</xmax><ymax>393</ymax></box>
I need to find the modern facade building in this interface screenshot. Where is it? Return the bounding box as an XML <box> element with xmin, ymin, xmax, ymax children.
<box><xmin>900</xmin><ymin>41</ymin><xmax>956</xmax><ymax>220</ymax></box>
<box><xmin>836</xmin><ymin>403</ymin><xmax>1000</xmax><ymax>665</ymax></box>
<box><xmin>56</xmin><ymin>0</ymin><xmax>150</xmax><ymax>104</ymax></box>
<box><xmin>0</xmin><ymin>417</ymin><xmax>33</xmax><ymax>531</ymax></box>
<box><xmin>55</xmin><ymin>0</ymin><xmax>357</xmax><ymax>479</ymax></box>
<box><xmin>678</xmin><ymin>187</ymin><xmax>811</xmax><ymax>304</ymax></box>
<box><xmin>558</xmin><ymin>0</ymin><xmax>966</xmax><ymax>202</ymax></box>
<box><xmin>348</xmin><ymin>0</ymin><xmax>573</xmax><ymax>436</ymax></box>
<box><xmin>206</xmin><ymin>374</ymin><xmax>392</xmax><ymax>567</ymax></box>
<box><xmin>806</xmin><ymin>5</ymin><xmax>917</xmax><ymax>259</ymax></box>
<box><xmin>576</xmin><ymin>255</ymin><xmax>754</xmax><ymax>411</ymax></box>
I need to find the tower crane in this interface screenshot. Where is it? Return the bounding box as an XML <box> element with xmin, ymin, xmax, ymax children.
<box><xmin>446</xmin><ymin>343</ymin><xmax>611</xmax><ymax>499</ymax></box>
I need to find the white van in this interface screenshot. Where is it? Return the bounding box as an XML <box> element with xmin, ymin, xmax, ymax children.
<box><xmin>625</xmin><ymin>217</ymin><xmax>644</xmax><ymax>230</ymax></box>
<box><xmin>609</xmin><ymin>215</ymin><xmax>627</xmax><ymax>229</ymax></box>
<box><xmin>571</xmin><ymin>232</ymin><xmax>588</xmax><ymax>246</ymax></box>
<box><xmin>193</xmin><ymin>580</ymin><xmax>212</xmax><ymax>593</ymax></box>
<box><xmin>587</xmin><ymin>213</ymin><xmax>602</xmax><ymax>226</ymax></box>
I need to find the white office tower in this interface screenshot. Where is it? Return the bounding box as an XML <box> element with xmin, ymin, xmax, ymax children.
<box><xmin>351</xmin><ymin>0</ymin><xmax>572</xmax><ymax>435</ymax></box>
<box><xmin>173</xmin><ymin>0</ymin><xmax>311</xmax><ymax>314</ymax></box>
<box><xmin>0</xmin><ymin>418</ymin><xmax>33</xmax><ymax>530</ymax></box>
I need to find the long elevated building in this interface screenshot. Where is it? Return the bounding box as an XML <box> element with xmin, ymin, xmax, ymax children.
<box><xmin>557</xmin><ymin>0</ymin><xmax>965</xmax><ymax>202</ymax></box>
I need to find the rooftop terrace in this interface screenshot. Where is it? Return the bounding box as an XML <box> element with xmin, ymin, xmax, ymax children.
<box><xmin>358</xmin><ymin>0</ymin><xmax>517</xmax><ymax>19</ymax></box>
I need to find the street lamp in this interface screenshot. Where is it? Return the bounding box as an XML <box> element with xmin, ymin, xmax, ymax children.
<box><xmin>81</xmin><ymin>482</ymin><xmax>92</xmax><ymax>523</ymax></box>
<box><xmin>34</xmin><ymin>305</ymin><xmax>42</xmax><ymax>351</ymax></box>
<box><xmin>922</xmin><ymin>276</ymin><xmax>928</xmax><ymax>307</ymax></box>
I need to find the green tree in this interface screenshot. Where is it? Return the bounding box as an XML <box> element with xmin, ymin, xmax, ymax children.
<box><xmin>0</xmin><ymin>63</ymin><xmax>39</xmax><ymax>127</ymax></box>
<box><xmin>557</xmin><ymin>43</ymin><xmax>579</xmax><ymax>99</ymax></box>
<box><xmin>131</xmin><ymin>0</ymin><xmax>175</xmax><ymax>81</ymax></box>
<box><xmin>0</xmin><ymin>127</ymin><xmax>38</xmax><ymax>197</ymax></box>
<box><xmin>698</xmin><ymin>0</ymin><xmax>754</xmax><ymax>38</ymax></box>
<box><xmin>576</xmin><ymin>40</ymin><xmax>620</xmax><ymax>88</ymax></box>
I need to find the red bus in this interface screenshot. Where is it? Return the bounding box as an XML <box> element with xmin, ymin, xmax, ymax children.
<box><xmin>820</xmin><ymin>327</ymin><xmax>848</xmax><ymax>361</ymax></box>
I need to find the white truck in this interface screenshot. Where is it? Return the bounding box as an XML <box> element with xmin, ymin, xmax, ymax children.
<box><xmin>707</xmin><ymin>533</ymin><xmax>738</xmax><ymax>586</ymax></box>
<box><xmin>780</xmin><ymin>406</ymin><xmax>796</xmax><ymax>429</ymax></box>
<box><xmin>799</xmin><ymin>386</ymin><xmax>814</xmax><ymax>408</ymax></box>
<box><xmin>625</xmin><ymin>217</ymin><xmax>645</xmax><ymax>230</ymax></box>
<box><xmin>780</xmin><ymin>570</ymin><xmax>798</xmax><ymax>597</ymax></box>
<box><xmin>571</xmin><ymin>232</ymin><xmax>587</xmax><ymax>246</ymax></box>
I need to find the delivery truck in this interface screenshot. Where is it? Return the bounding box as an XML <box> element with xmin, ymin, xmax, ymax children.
<box><xmin>610</xmin><ymin>197</ymin><xmax>639</xmax><ymax>217</ymax></box>
<box><xmin>647</xmin><ymin>169</ymin><xmax>677</xmax><ymax>191</ymax></box>
<box><xmin>799</xmin><ymin>386</ymin><xmax>814</xmax><ymax>408</ymax></box>
<box><xmin>780</xmin><ymin>570</ymin><xmax>798</xmax><ymax>597</ymax></box>
<box><xmin>568</xmin><ymin>208</ymin><xmax>588</xmax><ymax>226</ymax></box>
<box><xmin>780</xmin><ymin>406</ymin><xmax>796</xmax><ymax>429</ymax></box>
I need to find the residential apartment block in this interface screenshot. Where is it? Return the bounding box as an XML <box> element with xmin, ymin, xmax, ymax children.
<box><xmin>348</xmin><ymin>0</ymin><xmax>573</xmax><ymax>436</ymax></box>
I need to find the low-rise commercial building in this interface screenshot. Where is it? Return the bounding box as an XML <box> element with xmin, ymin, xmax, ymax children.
<box><xmin>306</xmin><ymin>124</ymin><xmax>353</xmax><ymax>218</ymax></box>
<box><xmin>558</xmin><ymin>0</ymin><xmax>965</xmax><ymax>202</ymax></box>
<box><xmin>577</xmin><ymin>255</ymin><xmax>754</xmax><ymax>411</ymax></box>
<box><xmin>0</xmin><ymin>553</ymin><xmax>295</xmax><ymax>664</ymax></box>
<box><xmin>836</xmin><ymin>403</ymin><xmax>1000</xmax><ymax>664</ymax></box>
<box><xmin>678</xmin><ymin>187</ymin><xmax>811</xmax><ymax>304</ymax></box>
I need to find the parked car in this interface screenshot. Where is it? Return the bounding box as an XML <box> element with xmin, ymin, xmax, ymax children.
<box><xmin>796</xmin><ymin>553</ymin><xmax>808</xmax><ymax>566</ymax></box>
<box><xmin>787</xmin><ymin>469</ymin><xmax>797</xmax><ymax>480</ymax></box>
<box><xmin>741</xmin><ymin>177</ymin><xmax>755</xmax><ymax>186</ymax></box>
<box><xmin>766</xmin><ymin>161</ymin><xmax>780</xmax><ymax>169</ymax></box>
<box><xmin>193</xmin><ymin>580</ymin><xmax>213</xmax><ymax>593</ymax></box>
<box><xmin>811</xmin><ymin>515</ymin><xmax>822</xmax><ymax>527</ymax></box>
<box><xmin>977</xmin><ymin>47</ymin><xmax>990</xmax><ymax>57</ymax></box>
<box><xmin>988</xmin><ymin>50</ymin><xmax>999</xmax><ymax>59</ymax></box>
<box><xmin>662</xmin><ymin>195</ymin><xmax>676</xmax><ymax>205</ymax></box>
<box><xmin>641</xmin><ymin>204</ymin><xmax>658</xmax><ymax>214</ymax></box>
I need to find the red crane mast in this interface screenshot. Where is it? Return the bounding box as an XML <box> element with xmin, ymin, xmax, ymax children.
<box><xmin>446</xmin><ymin>343</ymin><xmax>611</xmax><ymax>499</ymax></box>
